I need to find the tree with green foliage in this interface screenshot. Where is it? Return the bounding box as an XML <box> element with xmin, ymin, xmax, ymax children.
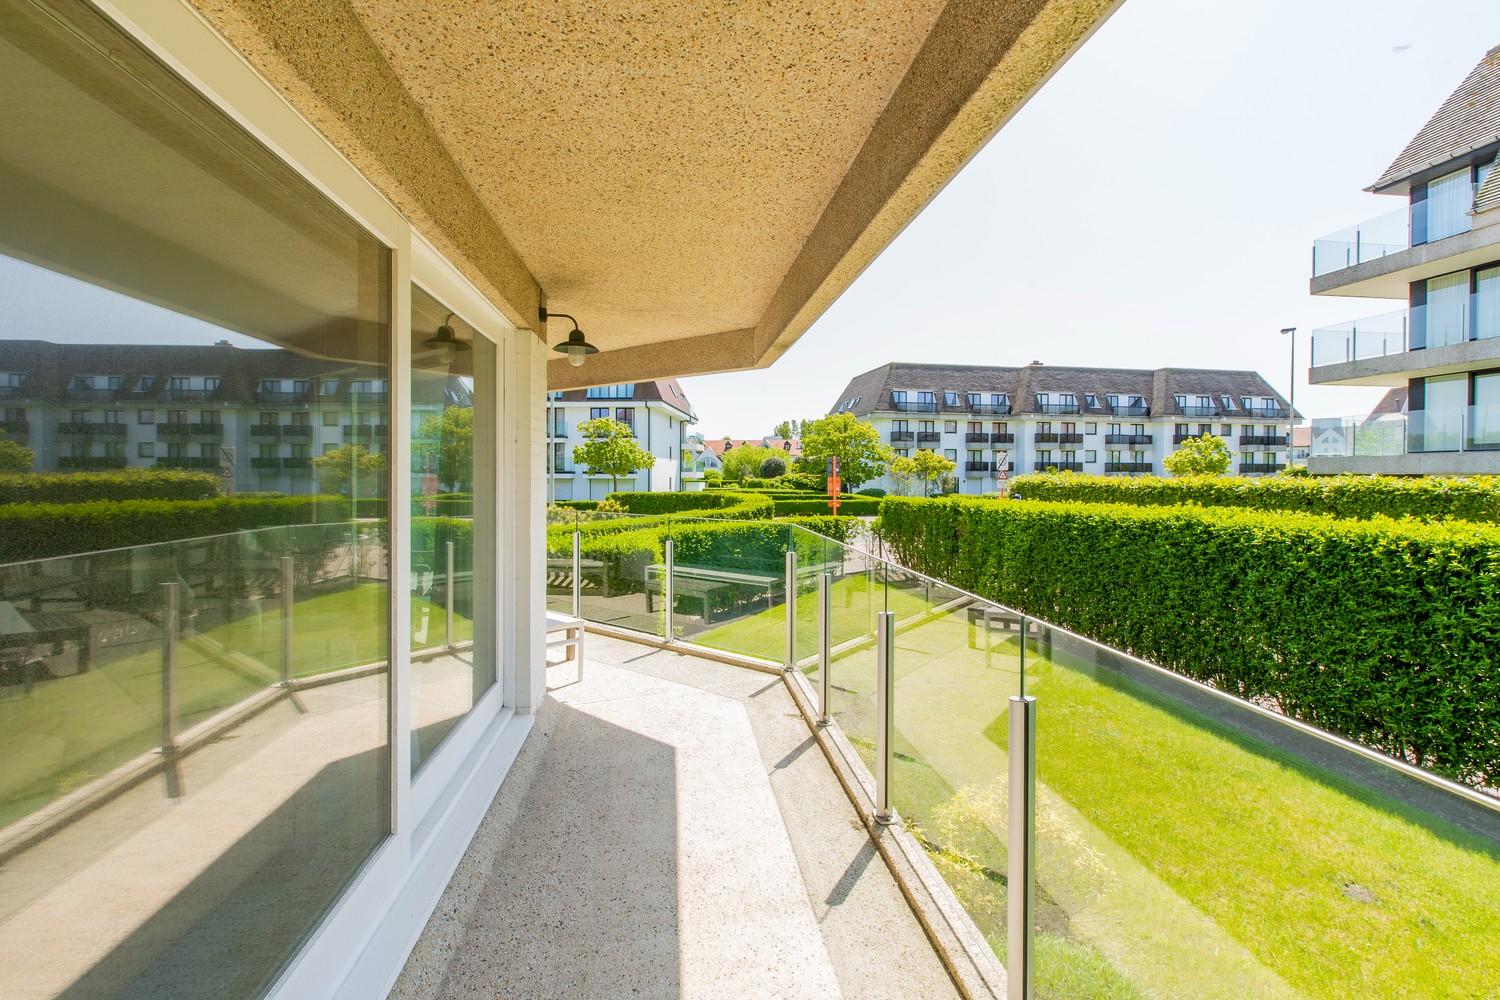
<box><xmin>888</xmin><ymin>455</ymin><xmax>918</xmax><ymax>497</ymax></box>
<box><xmin>907</xmin><ymin>449</ymin><xmax>956</xmax><ymax>496</ymax></box>
<box><xmin>0</xmin><ymin>432</ymin><xmax>35</xmax><ymax>474</ymax></box>
<box><xmin>758</xmin><ymin>454</ymin><xmax>787</xmax><ymax>478</ymax></box>
<box><xmin>416</xmin><ymin>405</ymin><xmax>474</xmax><ymax>491</ymax></box>
<box><xmin>1163</xmin><ymin>434</ymin><xmax>1232</xmax><ymax>477</ymax></box>
<box><xmin>572</xmin><ymin>417</ymin><xmax>655</xmax><ymax>492</ymax></box>
<box><xmin>312</xmin><ymin>443</ymin><xmax>387</xmax><ymax>497</ymax></box>
<box><xmin>799</xmin><ymin>413</ymin><xmax>893</xmax><ymax>489</ymax></box>
<box><xmin>772</xmin><ymin>418</ymin><xmax>808</xmax><ymax>440</ymax></box>
<box><xmin>721</xmin><ymin>444</ymin><xmax>775</xmax><ymax>482</ymax></box>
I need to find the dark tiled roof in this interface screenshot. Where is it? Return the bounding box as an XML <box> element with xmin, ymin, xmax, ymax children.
<box><xmin>554</xmin><ymin>379</ymin><xmax>695</xmax><ymax>419</ymax></box>
<box><xmin>0</xmin><ymin>340</ymin><xmax>385</xmax><ymax>404</ymax></box>
<box><xmin>1370</xmin><ymin>45</ymin><xmax>1500</xmax><ymax>192</ymax></box>
<box><xmin>1368</xmin><ymin>387</ymin><xmax>1408</xmax><ymax>418</ymax></box>
<box><xmin>828</xmin><ymin>362</ymin><xmax>1296</xmax><ymax>420</ymax></box>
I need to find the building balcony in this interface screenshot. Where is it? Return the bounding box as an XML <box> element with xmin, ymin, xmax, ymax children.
<box><xmin>1311</xmin><ymin>205</ymin><xmax>1412</xmax><ymax>278</ymax></box>
<box><xmin>0</xmin><ymin>419</ymin><xmax>28</xmax><ymax>435</ymax></box>
<box><xmin>0</xmin><ymin>384</ymin><xmax>26</xmax><ymax>399</ymax></box>
<box><xmin>253</xmin><ymin>389</ymin><xmax>310</xmax><ymax>405</ymax></box>
<box><xmin>282</xmin><ymin>456</ymin><xmax>312</xmax><ymax>471</ymax></box>
<box><xmin>1058</xmin><ymin>432</ymin><xmax>1083</xmax><ymax>444</ymax></box>
<box><xmin>58</xmin><ymin>421</ymin><xmax>127</xmax><ymax>436</ymax></box>
<box><xmin>1239</xmin><ymin>462</ymin><xmax>1285</xmax><ymax>474</ymax></box>
<box><xmin>349</xmin><ymin>391</ymin><xmax>389</xmax><ymax>405</ymax></box>
<box><xmin>1105</xmin><ymin>433</ymin><xmax>1152</xmax><ymax>446</ymax></box>
<box><xmin>58</xmin><ymin>455</ymin><xmax>127</xmax><ymax>469</ymax></box>
<box><xmin>1035</xmin><ymin>402</ymin><xmax>1080</xmax><ymax>415</ymax></box>
<box><xmin>1177</xmin><ymin>404</ymin><xmax>1218</xmax><ymax>418</ymax></box>
<box><xmin>964</xmin><ymin>460</ymin><xmax>992</xmax><ymax>475</ymax></box>
<box><xmin>1109</xmin><ymin>402</ymin><xmax>1150</xmax><ymax>417</ymax></box>
<box><xmin>1105</xmin><ymin>461</ymin><xmax>1153</xmax><ymax>473</ymax></box>
<box><xmin>249</xmin><ymin>456</ymin><xmax>282</xmax><ymax>470</ymax></box>
<box><xmin>160</xmin><ymin>387</ymin><xmax>219</xmax><ymax>402</ymax></box>
<box><xmin>889</xmin><ymin>430</ymin><xmax>915</xmax><ymax>444</ymax></box>
<box><xmin>1033</xmin><ymin>460</ymin><xmax>1083</xmax><ymax>472</ymax></box>
<box><xmin>1033</xmin><ymin>432</ymin><xmax>1059</xmax><ymax>443</ymax></box>
<box><xmin>1310</xmin><ymin>309</ymin><xmax>1409</xmax><ymax>372</ymax></box>
<box><xmin>1240</xmin><ymin>433</ymin><xmax>1288</xmax><ymax>447</ymax></box>
<box><xmin>156</xmin><ymin>456</ymin><xmax>218</xmax><ymax>469</ymax></box>
<box><xmin>963</xmin><ymin>432</ymin><xmax>989</xmax><ymax>444</ymax></box>
<box><xmin>990</xmin><ymin>432</ymin><xmax>1014</xmax><ymax>445</ymax></box>
<box><xmin>343</xmin><ymin>424</ymin><xmax>389</xmax><ymax>441</ymax></box>
<box><xmin>283</xmin><ymin>424</ymin><xmax>314</xmax><ymax>438</ymax></box>
<box><xmin>188</xmin><ymin>422</ymin><xmax>223</xmax><ymax>437</ymax></box>
<box><xmin>915</xmin><ymin>431</ymin><xmax>941</xmax><ymax>444</ymax></box>
<box><xmin>66</xmin><ymin>387</ymin><xmax>120</xmax><ymax>402</ymax></box>
<box><xmin>889</xmin><ymin>397</ymin><xmax>938</xmax><ymax>413</ymax></box>
<box><xmin>250</xmin><ymin>425</ymin><xmax>283</xmax><ymax>438</ymax></box>
<box><xmin>967</xmin><ymin>402</ymin><xmax>1010</xmax><ymax>415</ymax></box>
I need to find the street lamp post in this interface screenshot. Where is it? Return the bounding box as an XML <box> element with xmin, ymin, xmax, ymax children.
<box><xmin>1280</xmin><ymin>327</ymin><xmax>1296</xmax><ymax>468</ymax></box>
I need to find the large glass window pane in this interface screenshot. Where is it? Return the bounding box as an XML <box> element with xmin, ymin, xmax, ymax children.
<box><xmin>1424</xmin><ymin>168</ymin><xmax>1474</xmax><ymax>242</ymax></box>
<box><xmin>0</xmin><ymin>2</ymin><xmax>390</xmax><ymax>997</ymax></box>
<box><xmin>410</xmin><ymin>286</ymin><xmax>497</xmax><ymax>773</ymax></box>
<box><xmin>1419</xmin><ymin>374</ymin><xmax>1467</xmax><ymax>452</ymax></box>
<box><xmin>1423</xmin><ymin>271</ymin><xmax>1470</xmax><ymax>348</ymax></box>
<box><xmin>1475</xmin><ymin>265</ymin><xmax>1500</xmax><ymax>342</ymax></box>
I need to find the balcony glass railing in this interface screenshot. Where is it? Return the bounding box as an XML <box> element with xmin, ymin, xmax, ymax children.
<box><xmin>1311</xmin><ymin>310</ymin><xmax>1409</xmax><ymax>367</ymax></box>
<box><xmin>545</xmin><ymin>508</ymin><xmax>1500</xmax><ymax>995</ymax></box>
<box><xmin>1312</xmin><ymin>206</ymin><xmax>1410</xmax><ymax>277</ymax></box>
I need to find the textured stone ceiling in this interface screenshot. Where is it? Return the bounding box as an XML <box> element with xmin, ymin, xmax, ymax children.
<box><xmin>347</xmin><ymin>0</ymin><xmax>946</xmax><ymax>350</ymax></box>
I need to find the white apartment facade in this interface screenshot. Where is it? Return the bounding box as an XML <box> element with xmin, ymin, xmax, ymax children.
<box><xmin>831</xmin><ymin>362</ymin><xmax>1295</xmax><ymax>493</ymax></box>
<box><xmin>544</xmin><ymin>380</ymin><xmax>696</xmax><ymax>499</ymax></box>
<box><xmin>1308</xmin><ymin>43</ymin><xmax>1500</xmax><ymax>474</ymax></box>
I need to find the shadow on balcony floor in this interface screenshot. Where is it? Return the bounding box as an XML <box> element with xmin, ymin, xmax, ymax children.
<box><xmin>392</xmin><ymin>634</ymin><xmax>960</xmax><ymax>1000</ymax></box>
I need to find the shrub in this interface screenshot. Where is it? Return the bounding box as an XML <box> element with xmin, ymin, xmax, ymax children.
<box><xmin>772</xmin><ymin>496</ymin><xmax>883</xmax><ymax>517</ymax></box>
<box><xmin>855</xmin><ymin>487</ymin><xmax>887</xmax><ymax>497</ymax></box>
<box><xmin>553</xmin><ymin>500</ymin><xmax>599</xmax><ymax>511</ymax></box>
<box><xmin>0</xmin><ymin>469</ymin><xmax>220</xmax><ymax>505</ymax></box>
<box><xmin>0</xmin><ymin>495</ymin><xmax>353</xmax><ymax>564</ymax></box>
<box><xmin>1008</xmin><ymin>472</ymin><xmax>1500</xmax><ymax>522</ymax></box>
<box><xmin>780</xmin><ymin>515</ymin><xmax>862</xmax><ymax>545</ymax></box>
<box><xmin>606</xmin><ymin>490</ymin><xmax>774</xmax><ymax>520</ymax></box>
<box><xmin>758</xmin><ymin>455</ymin><xmax>788</xmax><ymax>478</ymax></box>
<box><xmin>876</xmin><ymin>496</ymin><xmax>1500</xmax><ymax>785</ymax></box>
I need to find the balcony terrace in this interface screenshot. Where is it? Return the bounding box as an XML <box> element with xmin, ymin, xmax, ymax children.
<box><xmin>58</xmin><ymin>421</ymin><xmax>127</xmax><ymax>436</ymax></box>
<box><xmin>1105</xmin><ymin>433</ymin><xmax>1152</xmax><ymax>446</ymax></box>
<box><xmin>1106</xmin><ymin>461</ymin><xmax>1153</xmax><ymax>473</ymax></box>
<box><xmin>916</xmin><ymin>431</ymin><xmax>941</xmax><ymax>445</ymax></box>
<box><xmin>890</xmin><ymin>430</ymin><xmax>915</xmax><ymax>444</ymax></box>
<box><xmin>1033</xmin><ymin>461</ymin><xmax>1082</xmax><ymax>472</ymax></box>
<box><xmin>990</xmin><ymin>432</ymin><xmax>1014</xmax><ymax>445</ymax></box>
<box><xmin>391</xmin><ymin>633</ymin><xmax>960</xmax><ymax>999</ymax></box>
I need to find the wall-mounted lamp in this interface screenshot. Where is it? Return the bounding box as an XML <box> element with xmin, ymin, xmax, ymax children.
<box><xmin>422</xmin><ymin>313</ymin><xmax>471</xmax><ymax>366</ymax></box>
<box><xmin>542</xmin><ymin>307</ymin><xmax>599</xmax><ymax>367</ymax></box>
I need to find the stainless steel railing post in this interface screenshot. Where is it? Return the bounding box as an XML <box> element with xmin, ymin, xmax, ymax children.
<box><xmin>817</xmin><ymin>572</ymin><xmax>831</xmax><ymax>726</ymax></box>
<box><xmin>280</xmin><ymin>555</ymin><xmax>294</xmax><ymax>685</ymax></box>
<box><xmin>875</xmin><ymin>610</ymin><xmax>896</xmax><ymax>825</ymax></box>
<box><xmin>1007</xmin><ymin>694</ymin><xmax>1037</xmax><ymax>1000</ymax></box>
<box><xmin>161</xmin><ymin>582</ymin><xmax>179</xmax><ymax>752</ymax></box>
<box><xmin>572</xmin><ymin>530</ymin><xmax>582</xmax><ymax>618</ymax></box>
<box><xmin>445</xmin><ymin>539</ymin><xmax>456</xmax><ymax>647</ymax></box>
<box><xmin>663</xmin><ymin>536</ymin><xmax>675</xmax><ymax>642</ymax></box>
<box><xmin>784</xmin><ymin>549</ymin><xmax>797</xmax><ymax>671</ymax></box>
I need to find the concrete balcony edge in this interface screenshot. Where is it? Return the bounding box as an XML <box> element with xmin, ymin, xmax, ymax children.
<box><xmin>583</xmin><ymin>621</ymin><xmax>1009</xmax><ymax>1000</ymax></box>
<box><xmin>1310</xmin><ymin>337</ymin><xmax>1500</xmax><ymax>386</ymax></box>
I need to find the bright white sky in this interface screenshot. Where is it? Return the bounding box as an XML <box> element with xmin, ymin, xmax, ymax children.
<box><xmin>681</xmin><ymin>0</ymin><xmax>1500</xmax><ymax>436</ymax></box>
<box><xmin>5</xmin><ymin>0</ymin><xmax>1500</xmax><ymax>437</ymax></box>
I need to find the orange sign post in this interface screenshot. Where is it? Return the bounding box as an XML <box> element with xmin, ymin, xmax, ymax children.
<box><xmin>827</xmin><ymin>456</ymin><xmax>841</xmax><ymax>513</ymax></box>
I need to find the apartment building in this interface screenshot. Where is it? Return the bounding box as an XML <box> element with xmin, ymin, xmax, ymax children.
<box><xmin>0</xmin><ymin>341</ymin><xmax>472</xmax><ymax>491</ymax></box>
<box><xmin>544</xmin><ymin>380</ymin><xmax>695</xmax><ymax>499</ymax></box>
<box><xmin>831</xmin><ymin>362</ymin><xmax>1293</xmax><ymax>492</ymax></box>
<box><xmin>0</xmin><ymin>2</ymin><xmax>1116</xmax><ymax>997</ymax></box>
<box><xmin>1307</xmin><ymin>44</ymin><xmax>1500</xmax><ymax>474</ymax></box>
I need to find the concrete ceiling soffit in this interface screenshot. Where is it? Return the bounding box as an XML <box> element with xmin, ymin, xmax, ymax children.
<box><xmin>547</xmin><ymin>327</ymin><xmax>757</xmax><ymax>390</ymax></box>
<box><xmin>186</xmin><ymin>0</ymin><xmax>543</xmax><ymax>335</ymax></box>
<box><xmin>752</xmin><ymin>0</ymin><xmax>1125</xmax><ymax>369</ymax></box>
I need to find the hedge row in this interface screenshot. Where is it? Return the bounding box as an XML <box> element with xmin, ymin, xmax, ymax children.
<box><xmin>0</xmin><ymin>495</ymin><xmax>353</xmax><ymax>564</ymax></box>
<box><xmin>553</xmin><ymin>500</ymin><xmax>599</xmax><ymax>511</ymax></box>
<box><xmin>1008</xmin><ymin>472</ymin><xmax>1500</xmax><ymax>522</ymax></box>
<box><xmin>606</xmin><ymin>490</ymin><xmax>775</xmax><ymax>519</ymax></box>
<box><xmin>876</xmin><ymin>496</ymin><xmax>1500</xmax><ymax>785</ymax></box>
<box><xmin>772</xmin><ymin>497</ymin><xmax>882</xmax><ymax>517</ymax></box>
<box><xmin>0</xmin><ymin>469</ymin><xmax>220</xmax><ymax>505</ymax></box>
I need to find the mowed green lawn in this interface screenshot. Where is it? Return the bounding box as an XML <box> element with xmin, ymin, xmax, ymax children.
<box><xmin>0</xmin><ymin>584</ymin><xmax>428</xmax><ymax>830</ymax></box>
<box><xmin>694</xmin><ymin>581</ymin><xmax>1500</xmax><ymax>999</ymax></box>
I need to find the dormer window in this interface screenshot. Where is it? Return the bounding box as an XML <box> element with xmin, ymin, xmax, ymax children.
<box><xmin>1085</xmin><ymin>394</ymin><xmax>1099</xmax><ymax>408</ymax></box>
<box><xmin>945</xmin><ymin>391</ymin><xmax>960</xmax><ymax>406</ymax></box>
<box><xmin>1220</xmin><ymin>396</ymin><xmax>1234</xmax><ymax>411</ymax></box>
<box><xmin>967</xmin><ymin>392</ymin><xmax>981</xmax><ymax>408</ymax></box>
<box><xmin>1106</xmin><ymin>394</ymin><xmax>1119</xmax><ymax>409</ymax></box>
<box><xmin>1174</xmin><ymin>395</ymin><xmax>1186</xmax><ymax>408</ymax></box>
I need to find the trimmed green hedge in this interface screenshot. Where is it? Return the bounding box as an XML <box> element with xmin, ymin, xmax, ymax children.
<box><xmin>771</xmin><ymin>496</ymin><xmax>882</xmax><ymax>517</ymax></box>
<box><xmin>607</xmin><ymin>490</ymin><xmax>774</xmax><ymax>519</ymax></box>
<box><xmin>876</xmin><ymin>496</ymin><xmax>1500</xmax><ymax>785</ymax></box>
<box><xmin>554</xmin><ymin>500</ymin><xmax>599</xmax><ymax>511</ymax></box>
<box><xmin>0</xmin><ymin>469</ymin><xmax>219</xmax><ymax>504</ymax></box>
<box><xmin>1009</xmin><ymin>472</ymin><xmax>1500</xmax><ymax>522</ymax></box>
<box><xmin>0</xmin><ymin>495</ymin><xmax>354</xmax><ymax>564</ymax></box>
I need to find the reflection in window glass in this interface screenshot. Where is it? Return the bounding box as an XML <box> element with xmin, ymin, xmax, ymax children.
<box><xmin>0</xmin><ymin>2</ymin><xmax>390</xmax><ymax>997</ymax></box>
<box><xmin>410</xmin><ymin>287</ymin><xmax>497</xmax><ymax>773</ymax></box>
